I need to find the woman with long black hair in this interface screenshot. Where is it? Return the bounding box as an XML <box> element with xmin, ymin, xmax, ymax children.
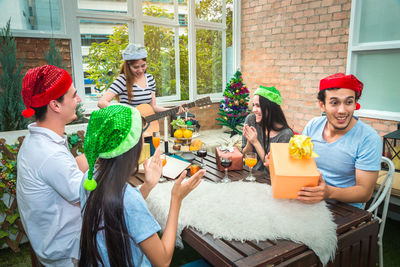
<box><xmin>79</xmin><ymin>104</ymin><xmax>205</xmax><ymax>267</ymax></box>
<box><xmin>242</xmin><ymin>86</ymin><xmax>294</xmax><ymax>173</ymax></box>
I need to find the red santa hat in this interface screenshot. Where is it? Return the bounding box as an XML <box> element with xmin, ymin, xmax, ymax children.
<box><xmin>21</xmin><ymin>65</ymin><xmax>72</xmax><ymax>118</ymax></box>
<box><xmin>319</xmin><ymin>73</ymin><xmax>363</xmax><ymax>110</ymax></box>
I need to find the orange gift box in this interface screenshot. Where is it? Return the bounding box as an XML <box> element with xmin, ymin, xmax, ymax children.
<box><xmin>270</xmin><ymin>143</ymin><xmax>319</xmax><ymax>199</ymax></box>
<box><xmin>216</xmin><ymin>147</ymin><xmax>243</xmax><ymax>171</ymax></box>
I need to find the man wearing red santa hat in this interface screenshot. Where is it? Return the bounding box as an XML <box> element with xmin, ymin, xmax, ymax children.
<box><xmin>16</xmin><ymin>65</ymin><xmax>88</xmax><ymax>266</ymax></box>
<box><xmin>298</xmin><ymin>73</ymin><xmax>382</xmax><ymax>209</ymax></box>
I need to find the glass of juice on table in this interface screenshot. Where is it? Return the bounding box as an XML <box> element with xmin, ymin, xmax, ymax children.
<box><xmin>220</xmin><ymin>154</ymin><xmax>232</xmax><ymax>183</ymax></box>
<box><xmin>159</xmin><ymin>154</ymin><xmax>167</xmax><ymax>183</ymax></box>
<box><xmin>190</xmin><ymin>164</ymin><xmax>200</xmax><ymax>176</ymax></box>
<box><xmin>244</xmin><ymin>152</ymin><xmax>257</xmax><ymax>182</ymax></box>
<box><xmin>152</xmin><ymin>132</ymin><xmax>160</xmax><ymax>149</ymax></box>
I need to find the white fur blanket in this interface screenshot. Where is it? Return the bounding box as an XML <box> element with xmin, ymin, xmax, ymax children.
<box><xmin>146</xmin><ymin>181</ymin><xmax>337</xmax><ymax>265</ymax></box>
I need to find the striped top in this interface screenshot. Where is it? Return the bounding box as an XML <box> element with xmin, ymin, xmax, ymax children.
<box><xmin>108</xmin><ymin>73</ymin><xmax>156</xmax><ymax>107</ymax></box>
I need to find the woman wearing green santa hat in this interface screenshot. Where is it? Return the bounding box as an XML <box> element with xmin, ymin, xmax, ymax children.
<box><xmin>242</xmin><ymin>86</ymin><xmax>294</xmax><ymax>173</ymax></box>
<box><xmin>79</xmin><ymin>104</ymin><xmax>205</xmax><ymax>267</ymax></box>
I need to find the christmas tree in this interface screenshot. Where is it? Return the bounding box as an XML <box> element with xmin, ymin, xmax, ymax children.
<box><xmin>0</xmin><ymin>19</ymin><xmax>28</xmax><ymax>131</ymax></box>
<box><xmin>216</xmin><ymin>70</ymin><xmax>249</xmax><ymax>136</ymax></box>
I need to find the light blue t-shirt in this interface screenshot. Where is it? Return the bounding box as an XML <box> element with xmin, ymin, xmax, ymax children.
<box><xmin>303</xmin><ymin>116</ymin><xmax>382</xmax><ymax>208</ymax></box>
<box><xmin>80</xmin><ymin>174</ymin><xmax>161</xmax><ymax>267</ymax></box>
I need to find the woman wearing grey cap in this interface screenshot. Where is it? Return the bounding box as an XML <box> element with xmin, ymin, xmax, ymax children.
<box><xmin>98</xmin><ymin>43</ymin><xmax>184</xmax><ymax>114</ymax></box>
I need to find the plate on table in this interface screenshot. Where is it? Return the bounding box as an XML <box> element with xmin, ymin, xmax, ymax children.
<box><xmin>180</xmin><ymin>152</ymin><xmax>195</xmax><ymax>162</ymax></box>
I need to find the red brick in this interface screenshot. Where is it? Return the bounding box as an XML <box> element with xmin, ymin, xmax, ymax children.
<box><xmin>328</xmin><ymin>5</ymin><xmax>342</xmax><ymax>13</ymax></box>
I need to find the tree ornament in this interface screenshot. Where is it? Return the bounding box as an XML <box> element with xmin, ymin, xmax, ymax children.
<box><xmin>240</xmin><ymin>99</ymin><xmax>244</xmax><ymax>103</ymax></box>
<box><xmin>236</xmin><ymin>90</ymin><xmax>239</xmax><ymax>93</ymax></box>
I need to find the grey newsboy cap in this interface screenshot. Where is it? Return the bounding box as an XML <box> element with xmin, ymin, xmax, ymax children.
<box><xmin>122</xmin><ymin>43</ymin><xmax>148</xmax><ymax>60</ymax></box>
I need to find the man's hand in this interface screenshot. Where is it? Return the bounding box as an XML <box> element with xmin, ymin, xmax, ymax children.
<box><xmin>243</xmin><ymin>124</ymin><xmax>258</xmax><ymax>145</ymax></box>
<box><xmin>143</xmin><ymin>148</ymin><xmax>162</xmax><ymax>189</ymax></box>
<box><xmin>297</xmin><ymin>173</ymin><xmax>327</xmax><ymax>204</ymax></box>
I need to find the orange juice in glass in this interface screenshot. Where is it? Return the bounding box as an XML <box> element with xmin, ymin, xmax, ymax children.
<box><xmin>190</xmin><ymin>164</ymin><xmax>200</xmax><ymax>176</ymax></box>
<box><xmin>244</xmin><ymin>152</ymin><xmax>257</xmax><ymax>182</ymax></box>
<box><xmin>152</xmin><ymin>132</ymin><xmax>160</xmax><ymax>149</ymax></box>
<box><xmin>159</xmin><ymin>154</ymin><xmax>167</xmax><ymax>183</ymax></box>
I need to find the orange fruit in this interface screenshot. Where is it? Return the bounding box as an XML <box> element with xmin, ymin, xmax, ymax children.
<box><xmin>183</xmin><ymin>129</ymin><xmax>193</xmax><ymax>138</ymax></box>
<box><xmin>174</xmin><ymin>129</ymin><xmax>184</xmax><ymax>138</ymax></box>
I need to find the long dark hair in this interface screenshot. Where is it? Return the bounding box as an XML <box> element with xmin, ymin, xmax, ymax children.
<box><xmin>258</xmin><ymin>96</ymin><xmax>291</xmax><ymax>150</ymax></box>
<box><xmin>119</xmin><ymin>59</ymin><xmax>147</xmax><ymax>103</ymax></box>
<box><xmin>79</xmin><ymin>137</ymin><xmax>143</xmax><ymax>267</ymax></box>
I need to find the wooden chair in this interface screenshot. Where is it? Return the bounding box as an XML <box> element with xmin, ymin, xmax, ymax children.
<box><xmin>364</xmin><ymin>156</ymin><xmax>395</xmax><ymax>267</ymax></box>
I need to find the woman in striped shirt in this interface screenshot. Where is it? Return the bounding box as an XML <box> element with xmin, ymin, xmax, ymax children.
<box><xmin>98</xmin><ymin>43</ymin><xmax>184</xmax><ymax>114</ymax></box>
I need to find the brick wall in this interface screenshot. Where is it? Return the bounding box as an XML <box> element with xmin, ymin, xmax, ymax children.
<box><xmin>158</xmin><ymin>102</ymin><xmax>223</xmax><ymax>134</ymax></box>
<box><xmin>241</xmin><ymin>0</ymin><xmax>398</xmax><ymax>137</ymax></box>
<box><xmin>15</xmin><ymin>37</ymin><xmax>72</xmax><ymax>75</ymax></box>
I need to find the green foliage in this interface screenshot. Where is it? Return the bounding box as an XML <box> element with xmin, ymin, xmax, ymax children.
<box><xmin>44</xmin><ymin>39</ymin><xmax>65</xmax><ymax>68</ymax></box>
<box><xmin>85</xmin><ymin>1</ymin><xmax>232</xmax><ymax>101</ymax></box>
<box><xmin>86</xmin><ymin>25</ymin><xmax>129</xmax><ymax>93</ymax></box>
<box><xmin>216</xmin><ymin>70</ymin><xmax>250</xmax><ymax>136</ymax></box>
<box><xmin>0</xmin><ymin>139</ymin><xmax>20</xmax><ymax>248</ymax></box>
<box><xmin>67</xmin><ymin>132</ymin><xmax>84</xmax><ymax>154</ymax></box>
<box><xmin>0</xmin><ymin>19</ymin><xmax>28</xmax><ymax>131</ymax></box>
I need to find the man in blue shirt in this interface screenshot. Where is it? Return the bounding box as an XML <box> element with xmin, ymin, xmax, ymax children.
<box><xmin>299</xmin><ymin>73</ymin><xmax>382</xmax><ymax>208</ymax></box>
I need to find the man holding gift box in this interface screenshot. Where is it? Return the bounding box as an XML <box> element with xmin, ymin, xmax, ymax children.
<box><xmin>299</xmin><ymin>73</ymin><xmax>382</xmax><ymax>208</ymax></box>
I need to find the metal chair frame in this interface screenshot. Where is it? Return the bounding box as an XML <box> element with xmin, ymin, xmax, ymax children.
<box><xmin>364</xmin><ymin>156</ymin><xmax>395</xmax><ymax>267</ymax></box>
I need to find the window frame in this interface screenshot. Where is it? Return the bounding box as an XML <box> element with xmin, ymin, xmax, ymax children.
<box><xmin>9</xmin><ymin>0</ymin><xmax>241</xmax><ymax>111</ymax></box>
<box><xmin>347</xmin><ymin>0</ymin><xmax>400</xmax><ymax>121</ymax></box>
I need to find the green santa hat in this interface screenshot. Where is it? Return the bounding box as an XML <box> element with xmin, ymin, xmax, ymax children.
<box><xmin>83</xmin><ymin>104</ymin><xmax>142</xmax><ymax>191</ymax></box>
<box><xmin>254</xmin><ymin>85</ymin><xmax>282</xmax><ymax>105</ymax></box>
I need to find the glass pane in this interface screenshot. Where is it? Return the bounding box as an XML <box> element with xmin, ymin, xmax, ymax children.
<box><xmin>78</xmin><ymin>0</ymin><xmax>127</xmax><ymax>13</ymax></box>
<box><xmin>0</xmin><ymin>0</ymin><xmax>62</xmax><ymax>32</ymax></box>
<box><xmin>356</xmin><ymin>50</ymin><xmax>400</xmax><ymax>113</ymax></box>
<box><xmin>196</xmin><ymin>29</ymin><xmax>222</xmax><ymax>95</ymax></box>
<box><xmin>179</xmin><ymin>29</ymin><xmax>189</xmax><ymax>100</ymax></box>
<box><xmin>226</xmin><ymin>1</ymin><xmax>233</xmax><ymax>81</ymax></box>
<box><xmin>178</xmin><ymin>0</ymin><xmax>188</xmax><ymax>27</ymax></box>
<box><xmin>195</xmin><ymin>0</ymin><xmax>222</xmax><ymax>23</ymax></box>
<box><xmin>144</xmin><ymin>25</ymin><xmax>176</xmax><ymax>97</ymax></box>
<box><xmin>359</xmin><ymin>0</ymin><xmax>400</xmax><ymax>43</ymax></box>
<box><xmin>142</xmin><ymin>0</ymin><xmax>174</xmax><ymax>19</ymax></box>
<box><xmin>80</xmin><ymin>20</ymin><xmax>128</xmax><ymax>98</ymax></box>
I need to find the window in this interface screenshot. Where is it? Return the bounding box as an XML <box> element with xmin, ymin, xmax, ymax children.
<box><xmin>1</xmin><ymin>0</ymin><xmax>63</xmax><ymax>35</ymax></box>
<box><xmin>348</xmin><ymin>0</ymin><xmax>400</xmax><ymax>120</ymax></box>
<box><xmin>6</xmin><ymin>0</ymin><xmax>240</xmax><ymax>109</ymax></box>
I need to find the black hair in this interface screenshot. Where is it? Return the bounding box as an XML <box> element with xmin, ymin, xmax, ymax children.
<box><xmin>32</xmin><ymin>94</ymin><xmax>65</xmax><ymax>122</ymax></box>
<box><xmin>317</xmin><ymin>87</ymin><xmax>359</xmax><ymax>104</ymax></box>
<box><xmin>258</xmin><ymin>96</ymin><xmax>291</xmax><ymax>151</ymax></box>
<box><xmin>79</xmin><ymin>135</ymin><xmax>143</xmax><ymax>267</ymax></box>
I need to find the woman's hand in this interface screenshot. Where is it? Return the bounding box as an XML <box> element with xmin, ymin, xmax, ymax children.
<box><xmin>263</xmin><ymin>152</ymin><xmax>271</xmax><ymax>168</ymax></box>
<box><xmin>143</xmin><ymin>148</ymin><xmax>162</xmax><ymax>189</ymax></box>
<box><xmin>177</xmin><ymin>104</ymin><xmax>187</xmax><ymax>115</ymax></box>
<box><xmin>171</xmin><ymin>169</ymin><xmax>205</xmax><ymax>202</ymax></box>
<box><xmin>243</xmin><ymin>124</ymin><xmax>258</xmax><ymax>145</ymax></box>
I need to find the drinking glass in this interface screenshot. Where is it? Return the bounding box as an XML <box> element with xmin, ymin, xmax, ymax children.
<box><xmin>190</xmin><ymin>164</ymin><xmax>200</xmax><ymax>176</ymax></box>
<box><xmin>244</xmin><ymin>152</ymin><xmax>257</xmax><ymax>182</ymax></box>
<box><xmin>196</xmin><ymin>144</ymin><xmax>207</xmax><ymax>167</ymax></box>
<box><xmin>159</xmin><ymin>154</ymin><xmax>167</xmax><ymax>183</ymax></box>
<box><xmin>152</xmin><ymin>132</ymin><xmax>160</xmax><ymax>149</ymax></box>
<box><xmin>220</xmin><ymin>155</ymin><xmax>232</xmax><ymax>183</ymax></box>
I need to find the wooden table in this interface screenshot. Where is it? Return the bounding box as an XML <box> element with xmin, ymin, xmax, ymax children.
<box><xmin>131</xmin><ymin>153</ymin><xmax>379</xmax><ymax>267</ymax></box>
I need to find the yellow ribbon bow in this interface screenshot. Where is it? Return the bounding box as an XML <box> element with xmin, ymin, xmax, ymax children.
<box><xmin>289</xmin><ymin>135</ymin><xmax>319</xmax><ymax>159</ymax></box>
